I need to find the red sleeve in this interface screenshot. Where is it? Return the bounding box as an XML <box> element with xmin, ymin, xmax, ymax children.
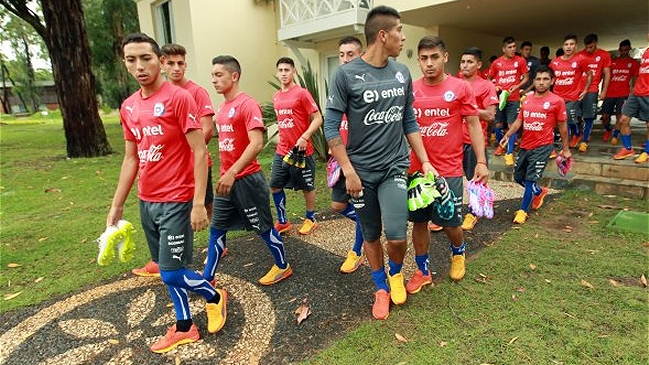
<box><xmin>632</xmin><ymin>60</ymin><xmax>640</xmax><ymax>77</ymax></box>
<box><xmin>518</xmin><ymin>56</ymin><xmax>529</xmax><ymax>75</ymax></box>
<box><xmin>173</xmin><ymin>89</ymin><xmax>201</xmax><ymax>134</ymax></box>
<box><xmin>483</xmin><ymin>82</ymin><xmax>498</xmax><ymax>107</ymax></box>
<box><xmin>602</xmin><ymin>51</ymin><xmax>612</xmax><ymax>68</ymax></box>
<box><xmin>488</xmin><ymin>63</ymin><xmax>497</xmax><ymax>79</ymax></box>
<box><xmin>120</xmin><ymin>103</ymin><xmax>136</xmax><ymax>141</ymax></box>
<box><xmin>461</xmin><ymin>81</ymin><xmax>479</xmax><ymax>116</ymax></box>
<box><xmin>300</xmin><ymin>88</ymin><xmax>320</xmax><ymax>115</ymax></box>
<box><xmin>240</xmin><ymin>97</ymin><xmax>266</xmax><ymax>132</ymax></box>
<box><xmin>555</xmin><ymin>97</ymin><xmax>567</xmax><ymax>123</ymax></box>
<box><xmin>193</xmin><ymin>87</ymin><xmax>215</xmax><ymax>118</ymax></box>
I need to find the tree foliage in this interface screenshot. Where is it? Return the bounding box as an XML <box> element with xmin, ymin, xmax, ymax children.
<box><xmin>83</xmin><ymin>0</ymin><xmax>139</xmax><ymax>109</ymax></box>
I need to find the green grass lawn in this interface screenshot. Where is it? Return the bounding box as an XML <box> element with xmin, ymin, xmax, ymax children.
<box><xmin>303</xmin><ymin>190</ymin><xmax>648</xmax><ymax>365</ymax></box>
<box><xmin>0</xmin><ymin>115</ymin><xmax>330</xmax><ymax>312</ymax></box>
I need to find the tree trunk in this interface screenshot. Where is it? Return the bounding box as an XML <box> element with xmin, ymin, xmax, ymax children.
<box><xmin>40</xmin><ymin>0</ymin><xmax>112</xmax><ymax>157</ymax></box>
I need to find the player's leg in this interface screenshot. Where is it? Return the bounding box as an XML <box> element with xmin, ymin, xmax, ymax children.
<box><xmin>579</xmin><ymin>92</ymin><xmax>598</xmax><ymax>152</ymax></box>
<box><xmin>269</xmin><ymin>154</ymin><xmax>292</xmax><ymax>232</ymax></box>
<box><xmin>504</xmin><ymin>101</ymin><xmax>520</xmax><ymax>165</ymax></box>
<box><xmin>601</xmin><ymin>98</ymin><xmax>614</xmax><ymax>141</ymax></box>
<box><xmin>437</xmin><ymin>177</ymin><xmax>466</xmax><ymax>281</ymax></box>
<box><xmin>332</xmin><ymin>176</ymin><xmax>365</xmax><ymax>273</ymax></box>
<box><xmin>614</xmin><ymin>96</ymin><xmax>640</xmax><ymax>159</ymax></box>
<box><xmin>298</xmin><ymin>155</ymin><xmax>318</xmax><ymax>234</ymax></box>
<box><xmin>634</xmin><ymin>98</ymin><xmax>649</xmax><ymax>163</ymax></box>
<box><xmin>406</xmin><ymin>181</ymin><xmax>434</xmax><ymax>294</ymax></box>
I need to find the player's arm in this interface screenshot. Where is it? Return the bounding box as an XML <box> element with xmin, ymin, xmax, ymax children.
<box><xmin>324</xmin><ymin>109</ymin><xmax>363</xmax><ymax>196</ymax></box>
<box><xmin>479</xmin><ymin>104</ymin><xmax>496</xmax><ymax>122</ymax></box>
<box><xmin>579</xmin><ymin>70</ymin><xmax>593</xmax><ymax>101</ymax></box>
<box><xmin>296</xmin><ymin>110</ymin><xmax>323</xmax><ymax>151</ymax></box>
<box><xmin>558</xmin><ymin>119</ymin><xmax>571</xmax><ymax>158</ymax></box>
<box><xmin>216</xmin><ymin>128</ymin><xmax>264</xmax><ymax>196</ymax></box>
<box><xmin>599</xmin><ymin>66</ymin><xmax>611</xmax><ymax>100</ymax></box>
<box><xmin>501</xmin><ymin>117</ymin><xmax>523</xmax><ymax>144</ymax></box>
<box><xmin>200</xmin><ymin>115</ymin><xmax>214</xmax><ymax>144</ymax></box>
<box><xmin>510</xmin><ymin>72</ymin><xmax>529</xmax><ymax>93</ymax></box>
<box><xmin>107</xmin><ymin>140</ymin><xmax>138</xmax><ymax>227</ymax></box>
<box><xmin>186</xmin><ymin>128</ymin><xmax>208</xmax><ymax>231</ymax></box>
<box><xmin>466</xmin><ymin>115</ymin><xmax>489</xmax><ymax>183</ymax></box>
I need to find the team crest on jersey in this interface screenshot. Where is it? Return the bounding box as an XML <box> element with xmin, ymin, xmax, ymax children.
<box><xmin>153</xmin><ymin>102</ymin><xmax>165</xmax><ymax>117</ymax></box>
<box><xmin>514</xmin><ymin>61</ymin><xmax>518</xmax><ymax>67</ymax></box>
<box><xmin>596</xmin><ymin>56</ymin><xmax>601</xmax><ymax>62</ymax></box>
<box><xmin>443</xmin><ymin>90</ymin><xmax>456</xmax><ymax>102</ymax></box>
<box><xmin>395</xmin><ymin>71</ymin><xmax>405</xmax><ymax>83</ymax></box>
<box><xmin>543</xmin><ymin>101</ymin><xmax>551</xmax><ymax>110</ymax></box>
<box><xmin>628</xmin><ymin>63</ymin><xmax>632</xmax><ymax>68</ymax></box>
<box><xmin>571</xmin><ymin>62</ymin><xmax>577</xmax><ymax>68</ymax></box>
<box><xmin>228</xmin><ymin>107</ymin><xmax>236</xmax><ymax>118</ymax></box>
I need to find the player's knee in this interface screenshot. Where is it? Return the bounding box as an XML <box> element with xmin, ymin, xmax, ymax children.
<box><xmin>331</xmin><ymin>201</ymin><xmax>346</xmax><ymax>212</ymax></box>
<box><xmin>159</xmin><ymin>268</ymin><xmax>183</xmax><ymax>287</ymax></box>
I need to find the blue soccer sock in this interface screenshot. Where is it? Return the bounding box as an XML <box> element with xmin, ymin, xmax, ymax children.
<box><xmin>494</xmin><ymin>127</ymin><xmax>504</xmax><ymax>144</ymax></box>
<box><xmin>582</xmin><ymin>118</ymin><xmax>594</xmax><ymax>142</ymax></box>
<box><xmin>612</xmin><ymin>129</ymin><xmax>620</xmax><ymax>138</ymax></box>
<box><xmin>644</xmin><ymin>140</ymin><xmax>649</xmax><ymax>153</ymax></box>
<box><xmin>203</xmin><ymin>227</ymin><xmax>226</xmax><ymax>282</ymax></box>
<box><xmin>160</xmin><ymin>268</ymin><xmax>220</xmax><ymax>320</ymax></box>
<box><xmin>521</xmin><ymin>180</ymin><xmax>540</xmax><ymax>211</ymax></box>
<box><xmin>415</xmin><ymin>254</ymin><xmax>430</xmax><ymax>274</ymax></box>
<box><xmin>568</xmin><ymin>123</ymin><xmax>579</xmax><ymax>138</ymax></box>
<box><xmin>371</xmin><ymin>269</ymin><xmax>389</xmax><ymax>292</ymax></box>
<box><xmin>621</xmin><ymin>134</ymin><xmax>633</xmax><ymax>150</ymax></box>
<box><xmin>450</xmin><ymin>242</ymin><xmax>466</xmax><ymax>255</ymax></box>
<box><xmin>260</xmin><ymin>228</ymin><xmax>288</xmax><ymax>269</ymax></box>
<box><xmin>272</xmin><ymin>190</ymin><xmax>287</xmax><ymax>224</ymax></box>
<box><xmin>388</xmin><ymin>259</ymin><xmax>403</xmax><ymax>276</ymax></box>
<box><xmin>340</xmin><ymin>203</ymin><xmax>358</xmax><ymax>221</ymax></box>
<box><xmin>305</xmin><ymin>210</ymin><xmax>315</xmax><ymax>222</ymax></box>
<box><xmin>352</xmin><ymin>219</ymin><xmax>363</xmax><ymax>255</ymax></box>
<box><xmin>507</xmin><ymin>133</ymin><xmax>517</xmax><ymax>154</ymax></box>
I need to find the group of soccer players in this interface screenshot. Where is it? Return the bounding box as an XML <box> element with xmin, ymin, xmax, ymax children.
<box><xmin>106</xmin><ymin>4</ymin><xmax>649</xmax><ymax>354</ymax></box>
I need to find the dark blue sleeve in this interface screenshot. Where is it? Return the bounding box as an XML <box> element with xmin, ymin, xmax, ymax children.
<box><xmin>324</xmin><ymin>109</ymin><xmax>344</xmax><ymax>141</ymax></box>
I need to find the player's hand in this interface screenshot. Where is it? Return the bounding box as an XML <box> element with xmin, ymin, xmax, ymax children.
<box><xmin>106</xmin><ymin>206</ymin><xmax>123</xmax><ymax>227</ymax></box>
<box><xmin>598</xmin><ymin>91</ymin><xmax>606</xmax><ymax>101</ymax></box>
<box><xmin>578</xmin><ymin>91</ymin><xmax>586</xmax><ymax>101</ymax></box>
<box><xmin>561</xmin><ymin>149</ymin><xmax>572</xmax><ymax>159</ymax></box>
<box><xmin>421</xmin><ymin>161</ymin><xmax>437</xmax><ymax>177</ymax></box>
<box><xmin>216</xmin><ymin>171</ymin><xmax>235</xmax><ymax>196</ymax></box>
<box><xmin>190</xmin><ymin>205</ymin><xmax>208</xmax><ymax>231</ymax></box>
<box><xmin>345</xmin><ymin>170</ymin><xmax>364</xmax><ymax>199</ymax></box>
<box><xmin>295</xmin><ymin>136</ymin><xmax>307</xmax><ymax>151</ymax></box>
<box><xmin>508</xmin><ymin>86</ymin><xmax>519</xmax><ymax>93</ymax></box>
<box><xmin>473</xmin><ymin>163</ymin><xmax>489</xmax><ymax>184</ymax></box>
<box><xmin>498</xmin><ymin>135</ymin><xmax>509</xmax><ymax>148</ymax></box>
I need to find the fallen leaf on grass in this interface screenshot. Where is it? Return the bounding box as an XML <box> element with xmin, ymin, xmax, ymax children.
<box><xmin>642</xmin><ymin>242</ymin><xmax>649</xmax><ymax>247</ymax></box>
<box><xmin>587</xmin><ymin>220</ymin><xmax>599</xmax><ymax>224</ymax></box>
<box><xmin>603</xmin><ymin>194</ymin><xmax>617</xmax><ymax>198</ymax></box>
<box><xmin>295</xmin><ymin>298</ymin><xmax>311</xmax><ymax>325</ymax></box>
<box><xmin>580</xmin><ymin>279</ymin><xmax>594</xmax><ymax>289</ymax></box>
<box><xmin>507</xmin><ymin>336</ymin><xmax>518</xmax><ymax>345</ymax></box>
<box><xmin>478</xmin><ymin>273</ymin><xmax>492</xmax><ymax>279</ymax></box>
<box><xmin>511</xmin><ymin>294</ymin><xmax>517</xmax><ymax>301</ymax></box>
<box><xmin>79</xmin><ymin>238</ymin><xmax>87</xmax><ymax>244</ymax></box>
<box><xmin>88</xmin><ymin>258</ymin><xmax>96</xmax><ymax>265</ymax></box>
<box><xmin>534</xmin><ymin>233</ymin><xmax>539</xmax><ymax>238</ymax></box>
<box><xmin>38</xmin><ymin>237</ymin><xmax>49</xmax><ymax>242</ymax></box>
<box><xmin>34</xmin><ymin>277</ymin><xmax>44</xmax><ymax>283</ymax></box>
<box><xmin>44</xmin><ymin>188</ymin><xmax>61</xmax><ymax>193</ymax></box>
<box><xmin>61</xmin><ymin>176</ymin><xmax>70</xmax><ymax>180</ymax></box>
<box><xmin>516</xmin><ymin>287</ymin><xmax>526</xmax><ymax>292</ymax></box>
<box><xmin>640</xmin><ymin>275</ymin><xmax>648</xmax><ymax>288</ymax></box>
<box><xmin>608</xmin><ymin>279</ymin><xmax>622</xmax><ymax>287</ymax></box>
<box><xmin>597</xmin><ymin>204</ymin><xmax>618</xmax><ymax>210</ymax></box>
<box><xmin>201</xmin><ymin>248</ymin><xmax>208</xmax><ymax>253</ymax></box>
<box><xmin>7</xmin><ymin>263</ymin><xmax>21</xmax><ymax>268</ymax></box>
<box><xmin>563</xmin><ymin>312</ymin><xmax>576</xmax><ymax>319</ymax></box>
<box><xmin>4</xmin><ymin>292</ymin><xmax>22</xmax><ymax>301</ymax></box>
<box><xmin>475</xmin><ymin>277</ymin><xmax>491</xmax><ymax>285</ymax></box>
<box><xmin>166</xmin><ymin>303</ymin><xmax>174</xmax><ymax>308</ymax></box>
<box><xmin>544</xmin><ymin>279</ymin><xmax>552</xmax><ymax>283</ymax></box>
<box><xmin>529</xmin><ymin>264</ymin><xmax>537</xmax><ymax>270</ymax></box>
<box><xmin>107</xmin><ymin>339</ymin><xmax>119</xmax><ymax>344</ymax></box>
<box><xmin>395</xmin><ymin>333</ymin><xmax>408</xmax><ymax>343</ymax></box>
<box><xmin>439</xmin><ymin>341</ymin><xmax>447</xmax><ymax>347</ymax></box>
<box><xmin>597</xmin><ymin>334</ymin><xmax>610</xmax><ymax>338</ymax></box>
<box><xmin>563</xmin><ymin>226</ymin><xmax>573</xmax><ymax>233</ymax></box>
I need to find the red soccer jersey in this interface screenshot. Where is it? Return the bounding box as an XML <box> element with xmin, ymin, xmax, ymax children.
<box><xmin>215</xmin><ymin>93</ymin><xmax>265</xmax><ymax>179</ymax></box>
<box><xmin>182</xmin><ymin>80</ymin><xmax>215</xmax><ymax>167</ymax></box>
<box><xmin>608</xmin><ymin>57</ymin><xmax>640</xmax><ymax>98</ymax></box>
<box><xmin>488</xmin><ymin>55</ymin><xmax>528</xmax><ymax>102</ymax></box>
<box><xmin>273</xmin><ymin>84</ymin><xmax>319</xmax><ymax>156</ymax></box>
<box><xmin>461</xmin><ymin>77</ymin><xmax>498</xmax><ymax>144</ymax></box>
<box><xmin>409</xmin><ymin>76</ymin><xmax>479</xmax><ymax>178</ymax></box>
<box><xmin>633</xmin><ymin>48</ymin><xmax>649</xmax><ymax>97</ymax></box>
<box><xmin>578</xmin><ymin>48</ymin><xmax>612</xmax><ymax>93</ymax></box>
<box><xmin>120</xmin><ymin>82</ymin><xmax>201</xmax><ymax>202</ymax></box>
<box><xmin>518</xmin><ymin>92</ymin><xmax>567</xmax><ymax>150</ymax></box>
<box><xmin>550</xmin><ymin>53</ymin><xmax>590</xmax><ymax>101</ymax></box>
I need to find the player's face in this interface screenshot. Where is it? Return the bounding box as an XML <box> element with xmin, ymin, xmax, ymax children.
<box><xmin>123</xmin><ymin>42</ymin><xmax>161</xmax><ymax>87</ymax></box>
<box><xmin>584</xmin><ymin>43</ymin><xmax>597</xmax><ymax>54</ymax></box>
<box><xmin>211</xmin><ymin>63</ymin><xmax>235</xmax><ymax>95</ymax></box>
<box><xmin>339</xmin><ymin>43</ymin><xmax>361</xmax><ymax>65</ymax></box>
<box><xmin>503</xmin><ymin>42</ymin><xmax>516</xmax><ymax>58</ymax></box>
<box><xmin>418</xmin><ymin>46</ymin><xmax>447</xmax><ymax>81</ymax></box>
<box><xmin>460</xmin><ymin>54</ymin><xmax>481</xmax><ymax>78</ymax></box>
<box><xmin>618</xmin><ymin>45</ymin><xmax>631</xmax><ymax>58</ymax></box>
<box><xmin>161</xmin><ymin>54</ymin><xmax>186</xmax><ymax>84</ymax></box>
<box><xmin>276</xmin><ymin>63</ymin><xmax>295</xmax><ymax>87</ymax></box>
<box><xmin>382</xmin><ymin>19</ymin><xmax>405</xmax><ymax>57</ymax></box>
<box><xmin>563</xmin><ymin>39</ymin><xmax>577</xmax><ymax>56</ymax></box>
<box><xmin>520</xmin><ymin>45</ymin><xmax>532</xmax><ymax>58</ymax></box>
<box><xmin>533</xmin><ymin>71</ymin><xmax>553</xmax><ymax>94</ymax></box>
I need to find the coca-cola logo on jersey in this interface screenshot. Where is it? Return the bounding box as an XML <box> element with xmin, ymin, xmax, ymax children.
<box><xmin>363</xmin><ymin>106</ymin><xmax>403</xmax><ymax>125</ymax></box>
<box><xmin>277</xmin><ymin>118</ymin><xmax>295</xmax><ymax>129</ymax></box>
<box><xmin>219</xmin><ymin>138</ymin><xmax>235</xmax><ymax>152</ymax></box>
<box><xmin>419</xmin><ymin>122</ymin><xmax>449</xmax><ymax>137</ymax></box>
<box><xmin>138</xmin><ymin>144</ymin><xmax>164</xmax><ymax>163</ymax></box>
<box><xmin>523</xmin><ymin>121</ymin><xmax>544</xmax><ymax>131</ymax></box>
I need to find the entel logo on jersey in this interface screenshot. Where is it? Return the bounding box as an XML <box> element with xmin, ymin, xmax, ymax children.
<box><xmin>362</xmin><ymin>86</ymin><xmax>406</xmax><ymax>103</ymax></box>
<box><xmin>219</xmin><ymin>138</ymin><xmax>235</xmax><ymax>151</ymax></box>
<box><xmin>153</xmin><ymin>103</ymin><xmax>165</xmax><ymax>117</ymax></box>
<box><xmin>443</xmin><ymin>90</ymin><xmax>456</xmax><ymax>102</ymax></box>
<box><xmin>130</xmin><ymin>124</ymin><xmax>164</xmax><ymax>140</ymax></box>
<box><xmin>413</xmin><ymin>107</ymin><xmax>451</xmax><ymax>119</ymax></box>
<box><xmin>217</xmin><ymin>124</ymin><xmax>233</xmax><ymax>133</ymax></box>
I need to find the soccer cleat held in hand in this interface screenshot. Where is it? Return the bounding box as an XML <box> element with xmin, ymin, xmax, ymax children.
<box><xmin>326</xmin><ymin>156</ymin><xmax>341</xmax><ymax>188</ymax></box>
<box><xmin>555</xmin><ymin>154</ymin><xmax>573</xmax><ymax>177</ymax></box>
<box><xmin>294</xmin><ymin>149</ymin><xmax>306</xmax><ymax>169</ymax></box>
<box><xmin>498</xmin><ymin>90</ymin><xmax>509</xmax><ymax>111</ymax></box>
<box><xmin>432</xmin><ymin>175</ymin><xmax>455</xmax><ymax>221</ymax></box>
<box><xmin>407</xmin><ymin>172</ymin><xmax>441</xmax><ymax>211</ymax></box>
<box><xmin>282</xmin><ymin>147</ymin><xmax>298</xmax><ymax>166</ymax></box>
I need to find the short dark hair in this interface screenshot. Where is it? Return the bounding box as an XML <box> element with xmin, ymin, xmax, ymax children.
<box><xmin>556</xmin><ymin>48</ymin><xmax>565</xmax><ymax>57</ymax></box>
<box><xmin>503</xmin><ymin>36</ymin><xmax>515</xmax><ymax>45</ymax></box>
<box><xmin>563</xmin><ymin>33</ymin><xmax>578</xmax><ymax>42</ymax></box>
<box><xmin>212</xmin><ymin>55</ymin><xmax>241</xmax><ymax>76</ymax></box>
<box><xmin>490</xmin><ymin>55</ymin><xmax>498</xmax><ymax>63</ymax></box>
<box><xmin>534</xmin><ymin>65</ymin><xmax>554</xmax><ymax>79</ymax></box>
<box><xmin>540</xmin><ymin>46</ymin><xmax>550</xmax><ymax>54</ymax></box>
<box><xmin>364</xmin><ymin>6</ymin><xmax>400</xmax><ymax>45</ymax></box>
<box><xmin>338</xmin><ymin>36</ymin><xmax>363</xmax><ymax>49</ymax></box>
<box><xmin>418</xmin><ymin>36</ymin><xmax>446</xmax><ymax>53</ymax></box>
<box><xmin>122</xmin><ymin>32</ymin><xmax>161</xmax><ymax>57</ymax></box>
<box><xmin>463</xmin><ymin>46</ymin><xmax>483</xmax><ymax>61</ymax></box>
<box><xmin>276</xmin><ymin>57</ymin><xmax>295</xmax><ymax>68</ymax></box>
<box><xmin>161</xmin><ymin>43</ymin><xmax>186</xmax><ymax>57</ymax></box>
<box><xmin>619</xmin><ymin>39</ymin><xmax>631</xmax><ymax>48</ymax></box>
<box><xmin>521</xmin><ymin>41</ymin><xmax>532</xmax><ymax>48</ymax></box>
<box><xmin>584</xmin><ymin>33</ymin><xmax>598</xmax><ymax>45</ymax></box>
